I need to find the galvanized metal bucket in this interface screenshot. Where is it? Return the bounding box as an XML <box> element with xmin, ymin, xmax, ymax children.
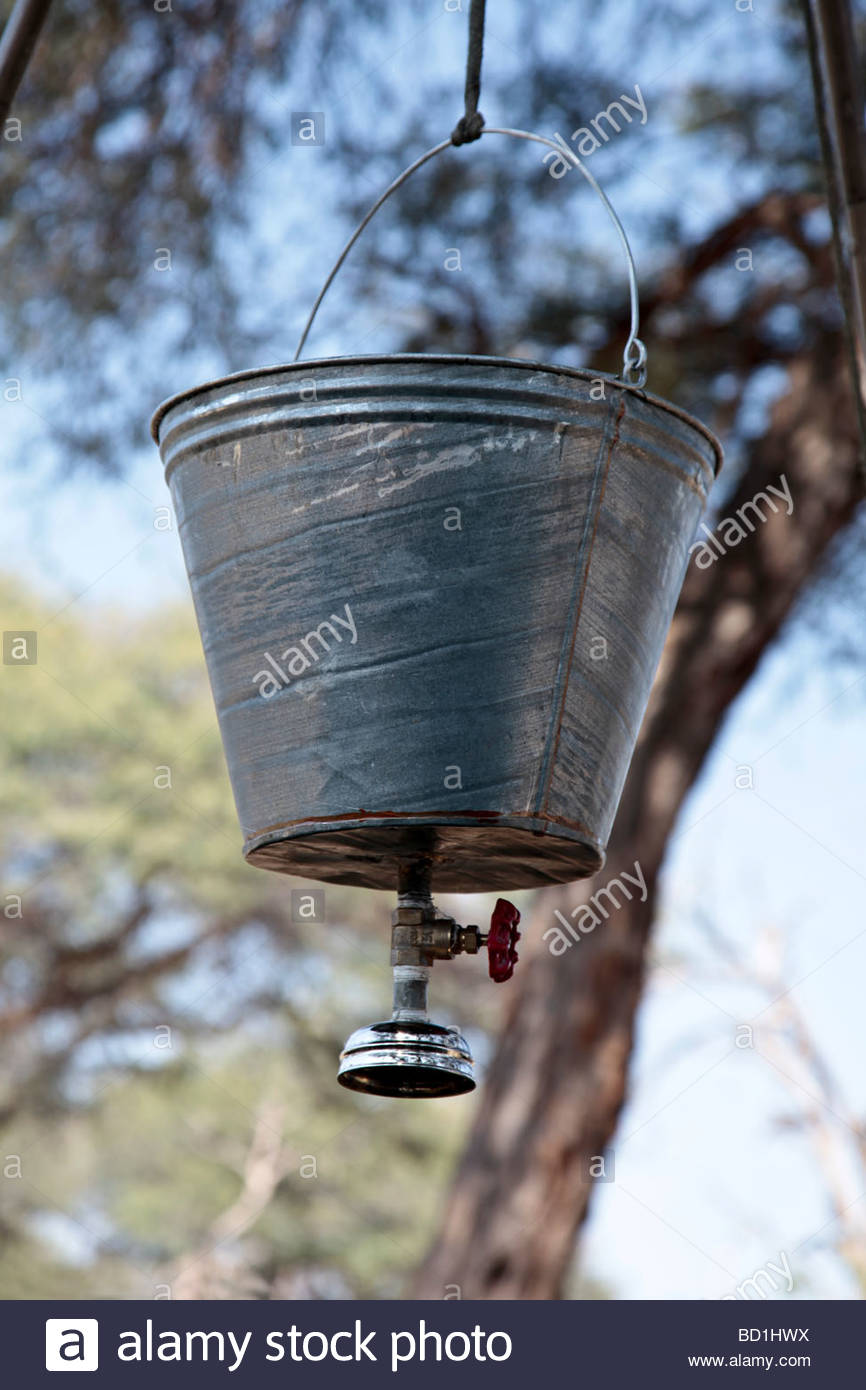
<box><xmin>153</xmin><ymin>353</ymin><xmax>720</xmax><ymax>891</ymax></box>
<box><xmin>152</xmin><ymin>131</ymin><xmax>722</xmax><ymax>893</ymax></box>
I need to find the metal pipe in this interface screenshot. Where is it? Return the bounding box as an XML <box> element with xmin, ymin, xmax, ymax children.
<box><xmin>396</xmin><ymin>855</ymin><xmax>433</xmax><ymax>907</ymax></box>
<box><xmin>801</xmin><ymin>0</ymin><xmax>866</xmax><ymax>472</ymax></box>
<box><xmin>391</xmin><ymin>965</ymin><xmax>430</xmax><ymax>1020</ymax></box>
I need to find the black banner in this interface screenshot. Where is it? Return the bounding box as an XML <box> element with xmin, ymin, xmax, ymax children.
<box><xmin>12</xmin><ymin>1298</ymin><xmax>859</xmax><ymax>1386</ymax></box>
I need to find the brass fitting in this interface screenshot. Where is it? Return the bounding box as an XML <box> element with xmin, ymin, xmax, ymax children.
<box><xmin>389</xmin><ymin>903</ymin><xmax>483</xmax><ymax>967</ymax></box>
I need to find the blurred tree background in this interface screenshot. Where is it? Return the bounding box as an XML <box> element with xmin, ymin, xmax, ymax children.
<box><xmin>2</xmin><ymin>0</ymin><xmax>866</xmax><ymax>1298</ymax></box>
<box><xmin>0</xmin><ymin>577</ymin><xmax>481</xmax><ymax>1297</ymax></box>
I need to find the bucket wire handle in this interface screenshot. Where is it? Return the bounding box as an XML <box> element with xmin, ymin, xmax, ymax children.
<box><xmin>292</xmin><ymin>127</ymin><xmax>648</xmax><ymax>387</ymax></box>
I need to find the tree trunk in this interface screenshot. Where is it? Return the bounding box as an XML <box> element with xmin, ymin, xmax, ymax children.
<box><xmin>411</xmin><ymin>343</ymin><xmax>862</xmax><ymax>1299</ymax></box>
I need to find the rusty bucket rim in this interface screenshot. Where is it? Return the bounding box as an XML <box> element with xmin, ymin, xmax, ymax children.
<box><xmin>150</xmin><ymin>352</ymin><xmax>723</xmax><ymax>475</ymax></box>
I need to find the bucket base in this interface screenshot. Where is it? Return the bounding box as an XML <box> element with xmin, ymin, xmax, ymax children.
<box><xmin>337</xmin><ymin>1019</ymin><xmax>475</xmax><ymax>1098</ymax></box>
<box><xmin>245</xmin><ymin>818</ymin><xmax>603</xmax><ymax>892</ymax></box>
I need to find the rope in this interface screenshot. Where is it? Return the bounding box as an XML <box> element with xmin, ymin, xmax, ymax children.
<box><xmin>451</xmin><ymin>0</ymin><xmax>486</xmax><ymax>145</ymax></box>
<box><xmin>0</xmin><ymin>0</ymin><xmax>54</xmax><ymax>129</ymax></box>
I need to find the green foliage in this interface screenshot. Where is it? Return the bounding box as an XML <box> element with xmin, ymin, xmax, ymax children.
<box><xmin>2</xmin><ymin>577</ymin><xmax>250</xmax><ymax>916</ymax></box>
<box><xmin>0</xmin><ymin>576</ymin><xmax>481</xmax><ymax>1297</ymax></box>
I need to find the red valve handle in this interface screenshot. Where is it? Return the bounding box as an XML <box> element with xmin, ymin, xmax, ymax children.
<box><xmin>487</xmin><ymin>898</ymin><xmax>521</xmax><ymax>983</ymax></box>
